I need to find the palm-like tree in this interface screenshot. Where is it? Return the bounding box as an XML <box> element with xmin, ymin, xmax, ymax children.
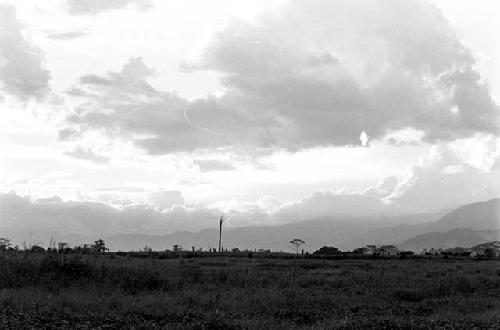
<box><xmin>290</xmin><ymin>238</ymin><xmax>305</xmax><ymax>256</ymax></box>
<box><xmin>289</xmin><ymin>238</ymin><xmax>305</xmax><ymax>280</ymax></box>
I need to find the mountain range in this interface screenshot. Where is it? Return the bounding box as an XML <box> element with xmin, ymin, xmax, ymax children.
<box><xmin>398</xmin><ymin>228</ymin><xmax>500</xmax><ymax>251</ymax></box>
<box><xmin>104</xmin><ymin>198</ymin><xmax>499</xmax><ymax>252</ymax></box>
<box><xmin>3</xmin><ymin>199</ymin><xmax>499</xmax><ymax>252</ymax></box>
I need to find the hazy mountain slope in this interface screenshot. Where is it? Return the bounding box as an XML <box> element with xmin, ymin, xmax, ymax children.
<box><xmin>106</xmin><ymin>219</ymin><xmax>368</xmax><ymax>252</ymax></box>
<box><xmin>395</xmin><ymin>199</ymin><xmax>500</xmax><ymax>251</ymax></box>
<box><xmin>5</xmin><ymin>199</ymin><xmax>498</xmax><ymax>252</ymax></box>
<box><xmin>106</xmin><ymin>229</ymin><xmax>219</xmax><ymax>252</ymax></box>
<box><xmin>106</xmin><ymin>213</ymin><xmax>441</xmax><ymax>252</ymax></box>
<box><xmin>345</xmin><ymin>213</ymin><xmax>444</xmax><ymax>250</ymax></box>
<box><xmin>424</xmin><ymin>198</ymin><xmax>500</xmax><ymax>232</ymax></box>
<box><xmin>107</xmin><ymin>199</ymin><xmax>498</xmax><ymax>252</ymax></box>
<box><xmin>398</xmin><ymin>228</ymin><xmax>500</xmax><ymax>251</ymax></box>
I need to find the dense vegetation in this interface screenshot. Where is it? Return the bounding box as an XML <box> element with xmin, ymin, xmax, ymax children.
<box><xmin>0</xmin><ymin>251</ymin><xmax>499</xmax><ymax>329</ymax></box>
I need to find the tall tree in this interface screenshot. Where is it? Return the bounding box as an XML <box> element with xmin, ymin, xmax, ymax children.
<box><xmin>289</xmin><ymin>238</ymin><xmax>305</xmax><ymax>280</ymax></box>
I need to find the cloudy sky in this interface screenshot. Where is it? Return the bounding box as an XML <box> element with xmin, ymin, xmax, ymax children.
<box><xmin>0</xmin><ymin>0</ymin><xmax>499</xmax><ymax>236</ymax></box>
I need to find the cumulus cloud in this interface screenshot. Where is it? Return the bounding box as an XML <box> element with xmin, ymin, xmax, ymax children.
<box><xmin>272</xmin><ymin>191</ymin><xmax>390</xmax><ymax>223</ymax></box>
<box><xmin>2</xmin><ymin>138</ymin><xmax>499</xmax><ymax>240</ymax></box>
<box><xmin>0</xmin><ymin>4</ymin><xmax>51</xmax><ymax>100</ymax></box>
<box><xmin>363</xmin><ymin>176</ymin><xmax>399</xmax><ymax>199</ymax></box>
<box><xmin>383</xmin><ymin>143</ymin><xmax>500</xmax><ymax>212</ymax></box>
<box><xmin>185</xmin><ymin>0</ymin><xmax>498</xmax><ymax>147</ymax></box>
<box><xmin>62</xmin><ymin>0</ymin><xmax>498</xmax><ymax>154</ymax></box>
<box><xmin>64</xmin><ymin>0</ymin><xmax>154</xmax><ymax>16</ymax></box>
<box><xmin>147</xmin><ymin>191</ymin><xmax>184</xmax><ymax>210</ymax></box>
<box><xmin>360</xmin><ymin>131</ymin><xmax>369</xmax><ymax>146</ymax></box>
<box><xmin>0</xmin><ymin>190</ymin><xmax>385</xmax><ymax>242</ymax></box>
<box><xmin>0</xmin><ymin>192</ymin><xmax>216</xmax><ymax>238</ymax></box>
<box><xmin>63</xmin><ymin>57</ymin><xmax>227</xmax><ymax>153</ymax></box>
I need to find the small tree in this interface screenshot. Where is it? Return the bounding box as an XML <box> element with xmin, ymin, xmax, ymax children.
<box><xmin>93</xmin><ymin>239</ymin><xmax>107</xmax><ymax>253</ymax></box>
<box><xmin>58</xmin><ymin>241</ymin><xmax>70</xmax><ymax>253</ymax></box>
<box><xmin>290</xmin><ymin>238</ymin><xmax>305</xmax><ymax>279</ymax></box>
<box><xmin>290</xmin><ymin>239</ymin><xmax>305</xmax><ymax>256</ymax></box>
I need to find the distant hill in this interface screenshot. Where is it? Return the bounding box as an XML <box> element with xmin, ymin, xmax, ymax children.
<box><xmin>107</xmin><ymin>219</ymin><xmax>367</xmax><ymax>252</ymax></box>
<box><xmin>423</xmin><ymin>198</ymin><xmax>500</xmax><ymax>232</ymax></box>
<box><xmin>397</xmin><ymin>228</ymin><xmax>500</xmax><ymax>251</ymax></box>
<box><xmin>345</xmin><ymin>214</ymin><xmax>442</xmax><ymax>250</ymax></box>
<box><xmin>395</xmin><ymin>199</ymin><xmax>500</xmax><ymax>251</ymax></box>
<box><xmin>4</xmin><ymin>199</ymin><xmax>499</xmax><ymax>252</ymax></box>
<box><xmin>106</xmin><ymin>213</ymin><xmax>441</xmax><ymax>252</ymax></box>
<box><xmin>354</xmin><ymin>199</ymin><xmax>500</xmax><ymax>251</ymax></box>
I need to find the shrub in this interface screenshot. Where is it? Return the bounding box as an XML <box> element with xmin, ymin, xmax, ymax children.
<box><xmin>39</xmin><ymin>255</ymin><xmax>91</xmax><ymax>280</ymax></box>
<box><xmin>392</xmin><ymin>289</ymin><xmax>426</xmax><ymax>302</ymax></box>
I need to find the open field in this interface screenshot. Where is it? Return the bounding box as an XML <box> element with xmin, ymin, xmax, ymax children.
<box><xmin>1</xmin><ymin>252</ymin><xmax>499</xmax><ymax>329</ymax></box>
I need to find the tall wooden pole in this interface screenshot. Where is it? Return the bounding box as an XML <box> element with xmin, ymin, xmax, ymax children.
<box><xmin>218</xmin><ymin>216</ymin><xmax>223</xmax><ymax>252</ymax></box>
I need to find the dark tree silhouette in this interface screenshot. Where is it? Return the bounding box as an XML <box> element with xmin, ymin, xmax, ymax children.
<box><xmin>290</xmin><ymin>239</ymin><xmax>305</xmax><ymax>256</ymax></box>
<box><xmin>289</xmin><ymin>238</ymin><xmax>305</xmax><ymax>279</ymax></box>
<box><xmin>58</xmin><ymin>242</ymin><xmax>71</xmax><ymax>253</ymax></box>
<box><xmin>313</xmin><ymin>246</ymin><xmax>340</xmax><ymax>255</ymax></box>
<box><xmin>93</xmin><ymin>239</ymin><xmax>107</xmax><ymax>253</ymax></box>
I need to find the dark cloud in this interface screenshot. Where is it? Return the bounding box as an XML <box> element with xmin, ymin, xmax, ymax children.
<box><xmin>64</xmin><ymin>57</ymin><xmax>229</xmax><ymax>153</ymax></box>
<box><xmin>0</xmin><ymin>4</ymin><xmax>51</xmax><ymax>100</ymax></box>
<box><xmin>64</xmin><ymin>0</ymin><xmax>154</xmax><ymax>16</ymax></box>
<box><xmin>63</xmin><ymin>0</ymin><xmax>499</xmax><ymax>154</ymax></box>
<box><xmin>186</xmin><ymin>0</ymin><xmax>498</xmax><ymax>146</ymax></box>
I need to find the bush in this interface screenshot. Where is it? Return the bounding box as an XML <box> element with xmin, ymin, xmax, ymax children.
<box><xmin>392</xmin><ymin>289</ymin><xmax>426</xmax><ymax>302</ymax></box>
<box><xmin>39</xmin><ymin>255</ymin><xmax>91</xmax><ymax>280</ymax></box>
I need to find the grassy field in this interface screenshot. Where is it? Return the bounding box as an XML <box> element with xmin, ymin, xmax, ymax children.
<box><xmin>0</xmin><ymin>252</ymin><xmax>499</xmax><ymax>329</ymax></box>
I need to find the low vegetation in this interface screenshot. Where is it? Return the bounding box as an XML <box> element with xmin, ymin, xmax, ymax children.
<box><xmin>0</xmin><ymin>250</ymin><xmax>499</xmax><ymax>329</ymax></box>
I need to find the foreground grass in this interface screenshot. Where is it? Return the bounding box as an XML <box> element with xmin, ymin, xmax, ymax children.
<box><xmin>0</xmin><ymin>253</ymin><xmax>499</xmax><ymax>329</ymax></box>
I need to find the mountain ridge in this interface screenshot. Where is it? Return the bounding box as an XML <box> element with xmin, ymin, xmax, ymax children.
<box><xmin>2</xmin><ymin>198</ymin><xmax>498</xmax><ymax>252</ymax></box>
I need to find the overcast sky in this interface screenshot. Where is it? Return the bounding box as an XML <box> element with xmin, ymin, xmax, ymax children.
<box><xmin>0</xmin><ymin>0</ymin><xmax>499</xmax><ymax>235</ymax></box>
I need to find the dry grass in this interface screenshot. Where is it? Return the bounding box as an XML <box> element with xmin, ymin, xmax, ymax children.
<box><xmin>0</xmin><ymin>252</ymin><xmax>499</xmax><ymax>329</ymax></box>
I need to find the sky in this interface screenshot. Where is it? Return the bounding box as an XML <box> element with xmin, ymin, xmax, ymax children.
<box><xmin>0</xmin><ymin>0</ymin><xmax>499</xmax><ymax>237</ymax></box>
